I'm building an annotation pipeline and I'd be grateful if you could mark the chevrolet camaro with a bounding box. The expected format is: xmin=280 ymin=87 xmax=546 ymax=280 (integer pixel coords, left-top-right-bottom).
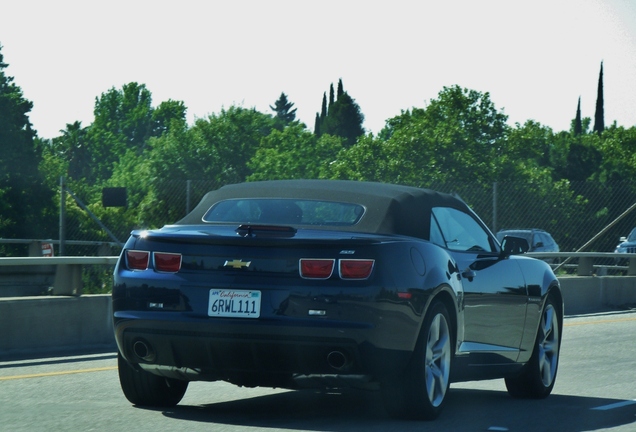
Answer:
xmin=112 ymin=180 xmax=563 ymax=420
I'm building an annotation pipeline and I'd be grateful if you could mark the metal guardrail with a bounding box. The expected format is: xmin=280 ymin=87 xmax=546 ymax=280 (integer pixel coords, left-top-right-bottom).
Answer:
xmin=0 ymin=252 xmax=634 ymax=297
xmin=527 ymin=252 xmax=636 ymax=276
xmin=0 ymin=257 xmax=119 ymax=266
xmin=0 ymin=256 xmax=119 ymax=296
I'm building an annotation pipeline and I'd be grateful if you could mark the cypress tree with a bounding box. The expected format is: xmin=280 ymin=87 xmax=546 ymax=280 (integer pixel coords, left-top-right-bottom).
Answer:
xmin=329 ymin=84 xmax=335 ymax=109
xmin=315 ymin=80 xmax=365 ymax=145
xmin=593 ymin=62 xmax=604 ymax=134
xmin=325 ymin=92 xmax=365 ymax=147
xmin=316 ymin=92 xmax=328 ymax=136
xmin=574 ymin=97 xmax=582 ymax=136
xmin=320 ymin=92 xmax=328 ymax=119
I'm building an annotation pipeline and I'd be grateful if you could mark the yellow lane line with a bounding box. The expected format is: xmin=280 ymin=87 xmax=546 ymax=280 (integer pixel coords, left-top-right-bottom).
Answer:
xmin=0 ymin=366 xmax=117 ymax=381
xmin=565 ymin=316 xmax=636 ymax=327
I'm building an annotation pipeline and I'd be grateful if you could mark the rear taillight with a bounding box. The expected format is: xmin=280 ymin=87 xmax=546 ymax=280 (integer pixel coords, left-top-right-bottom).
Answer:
xmin=339 ymin=259 xmax=375 ymax=279
xmin=154 ymin=252 xmax=182 ymax=273
xmin=299 ymin=258 xmax=375 ymax=279
xmin=125 ymin=250 xmax=181 ymax=273
xmin=300 ymin=259 xmax=335 ymax=279
xmin=126 ymin=250 xmax=150 ymax=271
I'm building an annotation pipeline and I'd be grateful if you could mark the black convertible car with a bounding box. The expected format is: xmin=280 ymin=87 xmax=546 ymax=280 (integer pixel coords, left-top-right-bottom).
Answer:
xmin=112 ymin=180 xmax=563 ymax=420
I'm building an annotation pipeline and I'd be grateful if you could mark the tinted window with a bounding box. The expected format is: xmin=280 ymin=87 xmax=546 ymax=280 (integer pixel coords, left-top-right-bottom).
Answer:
xmin=203 ymin=199 xmax=365 ymax=226
xmin=432 ymin=207 xmax=494 ymax=252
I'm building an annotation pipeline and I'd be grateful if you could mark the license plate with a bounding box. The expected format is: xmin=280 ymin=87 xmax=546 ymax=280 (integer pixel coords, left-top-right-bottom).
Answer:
xmin=208 ymin=289 xmax=261 ymax=318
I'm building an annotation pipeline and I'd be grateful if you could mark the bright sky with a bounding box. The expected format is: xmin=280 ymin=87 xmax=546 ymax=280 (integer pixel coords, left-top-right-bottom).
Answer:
xmin=1 ymin=0 xmax=635 ymax=139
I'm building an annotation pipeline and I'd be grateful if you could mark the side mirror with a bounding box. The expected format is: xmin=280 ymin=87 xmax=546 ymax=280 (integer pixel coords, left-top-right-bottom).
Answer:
xmin=501 ymin=236 xmax=529 ymax=256
xmin=620 ymin=236 xmax=627 ymax=242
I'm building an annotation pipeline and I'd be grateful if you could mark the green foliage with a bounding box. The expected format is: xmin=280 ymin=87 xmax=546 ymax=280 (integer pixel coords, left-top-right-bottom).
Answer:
xmin=594 ymin=62 xmax=605 ymax=134
xmin=78 ymin=83 xmax=187 ymax=184
xmin=596 ymin=125 xmax=636 ymax=182
xmin=82 ymin=266 xmax=114 ymax=294
xmin=573 ymin=97 xmax=583 ymax=136
xmin=335 ymin=86 xmax=509 ymax=187
xmin=188 ymin=106 xmax=275 ymax=183
xmin=316 ymin=81 xmax=365 ymax=147
xmin=269 ymin=92 xmax=297 ymax=128
xmin=0 ymin=45 xmax=55 ymax=243
xmin=152 ymin=99 xmax=187 ymax=136
xmin=86 ymin=83 xmax=154 ymax=182
xmin=248 ymin=124 xmax=344 ymax=181
xmin=327 ymin=133 xmax=404 ymax=183
xmin=320 ymin=92 xmax=365 ymax=147
xmin=104 ymin=107 xmax=275 ymax=229
xmin=3 ymin=48 xmax=636 ymax=262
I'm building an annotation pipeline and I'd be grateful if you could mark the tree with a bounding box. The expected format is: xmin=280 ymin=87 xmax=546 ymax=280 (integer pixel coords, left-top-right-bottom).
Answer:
xmin=313 ymin=112 xmax=321 ymax=135
xmin=109 ymin=106 xmax=275 ymax=227
xmin=329 ymin=83 xmax=335 ymax=109
xmin=331 ymin=86 xmax=509 ymax=186
xmin=151 ymin=99 xmax=187 ymax=137
xmin=316 ymin=80 xmax=365 ymax=147
xmin=78 ymin=83 xmax=187 ymax=184
xmin=85 ymin=83 xmax=154 ymax=182
xmin=596 ymin=125 xmax=636 ymax=182
xmin=0 ymin=45 xmax=54 ymax=242
xmin=321 ymin=92 xmax=365 ymax=147
xmin=247 ymin=123 xmax=344 ymax=181
xmin=593 ymin=62 xmax=604 ymax=134
xmin=147 ymin=106 xmax=275 ymax=186
xmin=269 ymin=92 xmax=297 ymax=127
xmin=55 ymin=121 xmax=91 ymax=180
xmin=574 ymin=97 xmax=582 ymax=136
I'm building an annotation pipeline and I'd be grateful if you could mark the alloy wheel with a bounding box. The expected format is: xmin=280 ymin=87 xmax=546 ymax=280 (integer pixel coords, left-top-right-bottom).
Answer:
xmin=425 ymin=312 xmax=452 ymax=407
xmin=538 ymin=303 xmax=559 ymax=387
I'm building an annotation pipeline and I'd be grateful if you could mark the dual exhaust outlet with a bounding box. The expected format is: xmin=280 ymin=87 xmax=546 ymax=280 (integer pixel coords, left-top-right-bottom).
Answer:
xmin=132 ymin=339 xmax=351 ymax=371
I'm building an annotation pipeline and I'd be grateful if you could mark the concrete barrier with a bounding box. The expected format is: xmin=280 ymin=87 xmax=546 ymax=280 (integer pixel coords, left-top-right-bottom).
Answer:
xmin=1 ymin=276 xmax=635 ymax=360
xmin=559 ymin=276 xmax=636 ymax=314
xmin=0 ymin=294 xmax=115 ymax=360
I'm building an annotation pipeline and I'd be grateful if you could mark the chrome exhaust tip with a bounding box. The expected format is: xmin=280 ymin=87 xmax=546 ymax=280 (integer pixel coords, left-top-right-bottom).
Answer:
xmin=132 ymin=339 xmax=156 ymax=363
xmin=327 ymin=350 xmax=350 ymax=371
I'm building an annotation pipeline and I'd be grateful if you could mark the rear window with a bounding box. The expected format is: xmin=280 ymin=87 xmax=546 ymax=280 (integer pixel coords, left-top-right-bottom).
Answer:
xmin=202 ymin=198 xmax=365 ymax=226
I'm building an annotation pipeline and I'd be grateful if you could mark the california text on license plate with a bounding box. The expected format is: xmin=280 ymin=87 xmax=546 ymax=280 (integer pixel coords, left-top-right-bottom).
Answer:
xmin=208 ymin=289 xmax=261 ymax=318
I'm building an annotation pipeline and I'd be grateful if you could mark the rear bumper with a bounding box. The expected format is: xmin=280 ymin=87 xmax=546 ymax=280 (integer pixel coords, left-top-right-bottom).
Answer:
xmin=113 ymin=311 xmax=414 ymax=385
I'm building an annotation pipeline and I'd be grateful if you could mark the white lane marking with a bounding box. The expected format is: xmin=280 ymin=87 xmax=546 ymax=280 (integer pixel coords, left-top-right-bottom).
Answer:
xmin=592 ymin=399 xmax=636 ymax=410
xmin=488 ymin=427 xmax=509 ymax=431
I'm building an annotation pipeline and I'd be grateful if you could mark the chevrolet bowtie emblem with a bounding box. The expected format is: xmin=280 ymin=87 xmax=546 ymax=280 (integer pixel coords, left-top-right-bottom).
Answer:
xmin=224 ymin=259 xmax=251 ymax=269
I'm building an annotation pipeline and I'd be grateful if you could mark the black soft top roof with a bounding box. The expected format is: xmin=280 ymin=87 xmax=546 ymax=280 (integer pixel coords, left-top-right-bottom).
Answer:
xmin=176 ymin=180 xmax=468 ymax=239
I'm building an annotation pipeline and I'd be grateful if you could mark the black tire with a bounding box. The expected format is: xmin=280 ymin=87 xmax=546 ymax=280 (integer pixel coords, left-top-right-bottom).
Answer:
xmin=381 ymin=301 xmax=453 ymax=420
xmin=505 ymin=294 xmax=562 ymax=398
xmin=117 ymin=352 xmax=188 ymax=407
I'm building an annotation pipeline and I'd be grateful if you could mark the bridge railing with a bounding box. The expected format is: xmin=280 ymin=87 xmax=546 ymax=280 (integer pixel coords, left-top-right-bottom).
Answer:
xmin=527 ymin=252 xmax=636 ymax=276
xmin=0 ymin=256 xmax=119 ymax=296
xmin=0 ymin=252 xmax=635 ymax=297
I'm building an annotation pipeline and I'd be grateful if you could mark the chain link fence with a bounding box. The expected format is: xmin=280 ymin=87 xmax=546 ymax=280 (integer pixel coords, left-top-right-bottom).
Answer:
xmin=45 ymin=180 xmax=636 ymax=257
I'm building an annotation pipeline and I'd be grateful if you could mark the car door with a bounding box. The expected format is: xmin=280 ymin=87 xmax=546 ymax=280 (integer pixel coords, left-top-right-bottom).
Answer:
xmin=431 ymin=207 xmax=528 ymax=361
